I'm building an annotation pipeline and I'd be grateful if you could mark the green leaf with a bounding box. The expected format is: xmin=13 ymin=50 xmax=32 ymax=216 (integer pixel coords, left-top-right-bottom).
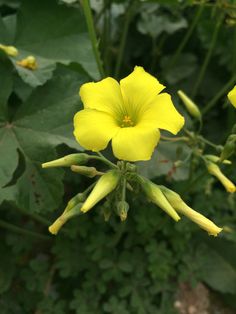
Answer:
xmin=197 ymin=241 xmax=236 ymax=294
xmin=14 ymin=0 xmax=99 ymax=80
xmin=0 ymin=65 xmax=87 ymax=212
xmin=137 ymin=141 xmax=191 ymax=181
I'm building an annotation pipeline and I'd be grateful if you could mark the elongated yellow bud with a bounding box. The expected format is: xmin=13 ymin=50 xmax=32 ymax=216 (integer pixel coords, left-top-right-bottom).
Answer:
xmin=71 ymin=165 xmax=103 ymax=178
xmin=204 ymin=154 xmax=231 ymax=164
xmin=42 ymin=153 xmax=89 ymax=168
xmin=178 ymin=90 xmax=202 ymax=120
xmin=0 ymin=44 xmax=18 ymax=56
xmin=138 ymin=176 xmax=180 ymax=221
xmin=159 ymin=186 xmax=222 ymax=236
xmin=206 ymin=161 xmax=236 ymax=193
xmin=49 ymin=203 xmax=82 ymax=235
xmin=228 ymin=85 xmax=236 ymax=108
xmin=81 ymin=170 xmax=120 ymax=213
xmin=16 ymin=55 xmax=38 ymax=70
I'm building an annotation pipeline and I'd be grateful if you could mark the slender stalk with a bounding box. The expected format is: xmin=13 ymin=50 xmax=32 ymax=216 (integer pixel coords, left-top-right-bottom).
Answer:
xmin=161 ymin=135 xmax=189 ymax=142
xmin=192 ymin=15 xmax=222 ymax=98
xmin=165 ymin=3 xmax=204 ymax=73
xmin=202 ymin=74 xmax=236 ymax=114
xmin=82 ymin=0 xmax=105 ymax=78
xmin=114 ymin=1 xmax=135 ymax=79
xmin=88 ymin=152 xmax=118 ymax=169
xmin=0 ymin=219 xmax=50 ymax=241
xmin=16 ymin=207 xmax=50 ymax=226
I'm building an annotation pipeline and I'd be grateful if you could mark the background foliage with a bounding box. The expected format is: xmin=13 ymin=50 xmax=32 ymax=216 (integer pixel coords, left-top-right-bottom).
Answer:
xmin=0 ymin=0 xmax=236 ymax=313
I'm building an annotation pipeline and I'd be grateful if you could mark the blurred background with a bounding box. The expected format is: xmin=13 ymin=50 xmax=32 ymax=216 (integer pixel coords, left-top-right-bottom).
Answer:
xmin=0 ymin=0 xmax=236 ymax=313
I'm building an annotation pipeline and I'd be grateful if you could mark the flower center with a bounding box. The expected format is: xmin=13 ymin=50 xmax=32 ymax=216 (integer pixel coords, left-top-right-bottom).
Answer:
xmin=121 ymin=115 xmax=134 ymax=128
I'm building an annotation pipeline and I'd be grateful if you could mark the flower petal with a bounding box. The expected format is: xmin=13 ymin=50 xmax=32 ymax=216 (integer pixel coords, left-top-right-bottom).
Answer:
xmin=79 ymin=77 xmax=124 ymax=116
xmin=112 ymin=125 xmax=160 ymax=161
xmin=141 ymin=93 xmax=185 ymax=134
xmin=74 ymin=109 xmax=119 ymax=151
xmin=228 ymin=85 xmax=236 ymax=108
xmin=120 ymin=66 xmax=165 ymax=113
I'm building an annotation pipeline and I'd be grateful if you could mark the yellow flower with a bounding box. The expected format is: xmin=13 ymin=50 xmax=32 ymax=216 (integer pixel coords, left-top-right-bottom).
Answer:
xmin=74 ymin=66 xmax=184 ymax=161
xmin=228 ymin=85 xmax=236 ymax=108
xmin=206 ymin=161 xmax=235 ymax=193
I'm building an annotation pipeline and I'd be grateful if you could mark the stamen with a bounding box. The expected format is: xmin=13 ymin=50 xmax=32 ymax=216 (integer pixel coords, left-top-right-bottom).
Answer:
xmin=121 ymin=115 xmax=134 ymax=127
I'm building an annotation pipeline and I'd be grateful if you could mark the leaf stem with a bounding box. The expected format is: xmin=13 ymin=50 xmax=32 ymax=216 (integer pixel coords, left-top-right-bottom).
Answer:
xmin=82 ymin=0 xmax=105 ymax=78
xmin=202 ymin=74 xmax=236 ymax=114
xmin=165 ymin=3 xmax=204 ymax=73
xmin=191 ymin=14 xmax=222 ymax=98
xmin=0 ymin=219 xmax=50 ymax=241
xmin=114 ymin=1 xmax=135 ymax=78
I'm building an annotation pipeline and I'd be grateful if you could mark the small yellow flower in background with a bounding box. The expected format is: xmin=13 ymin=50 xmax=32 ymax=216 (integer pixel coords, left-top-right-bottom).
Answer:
xmin=16 ymin=55 xmax=38 ymax=70
xmin=74 ymin=66 xmax=184 ymax=162
xmin=228 ymin=85 xmax=236 ymax=108
xmin=206 ymin=161 xmax=236 ymax=193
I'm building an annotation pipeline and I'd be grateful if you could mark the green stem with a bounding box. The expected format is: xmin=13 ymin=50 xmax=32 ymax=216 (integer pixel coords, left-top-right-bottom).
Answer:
xmin=165 ymin=3 xmax=204 ymax=73
xmin=114 ymin=1 xmax=135 ymax=78
xmin=82 ymin=0 xmax=105 ymax=78
xmin=88 ymin=152 xmax=118 ymax=169
xmin=192 ymin=15 xmax=222 ymax=98
xmin=16 ymin=207 xmax=50 ymax=226
xmin=202 ymin=74 xmax=236 ymax=114
xmin=198 ymin=136 xmax=219 ymax=149
xmin=161 ymin=135 xmax=189 ymax=142
xmin=0 ymin=219 xmax=50 ymax=241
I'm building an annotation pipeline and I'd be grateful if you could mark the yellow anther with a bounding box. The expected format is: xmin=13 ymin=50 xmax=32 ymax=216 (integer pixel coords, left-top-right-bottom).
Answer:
xmin=122 ymin=115 xmax=133 ymax=127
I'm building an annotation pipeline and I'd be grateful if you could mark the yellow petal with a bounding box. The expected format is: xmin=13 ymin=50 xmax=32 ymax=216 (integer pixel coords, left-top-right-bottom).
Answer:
xmin=120 ymin=66 xmax=165 ymax=113
xmin=228 ymin=85 xmax=236 ymax=108
xmin=112 ymin=124 xmax=160 ymax=161
xmin=79 ymin=77 xmax=124 ymax=116
xmin=141 ymin=93 xmax=185 ymax=134
xmin=74 ymin=109 xmax=119 ymax=151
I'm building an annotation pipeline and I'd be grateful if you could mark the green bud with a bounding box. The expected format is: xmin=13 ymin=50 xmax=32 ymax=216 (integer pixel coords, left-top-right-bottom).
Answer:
xmin=117 ymin=201 xmax=129 ymax=221
xmin=178 ymin=90 xmax=202 ymax=120
xmin=126 ymin=163 xmax=137 ymax=172
xmin=137 ymin=175 xmax=180 ymax=221
xmin=71 ymin=165 xmax=103 ymax=178
xmin=42 ymin=153 xmax=89 ymax=168
xmin=204 ymin=154 xmax=231 ymax=165
xmin=49 ymin=203 xmax=82 ymax=235
xmin=81 ymin=170 xmax=121 ymax=213
xmin=220 ymin=134 xmax=236 ymax=162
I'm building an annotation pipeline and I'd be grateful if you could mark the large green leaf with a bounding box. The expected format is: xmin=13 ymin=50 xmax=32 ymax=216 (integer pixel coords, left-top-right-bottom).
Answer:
xmin=14 ymin=0 xmax=99 ymax=79
xmin=0 ymin=65 xmax=87 ymax=213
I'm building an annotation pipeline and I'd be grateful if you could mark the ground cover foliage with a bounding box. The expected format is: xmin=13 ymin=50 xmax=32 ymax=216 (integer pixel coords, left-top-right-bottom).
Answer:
xmin=0 ymin=0 xmax=236 ymax=313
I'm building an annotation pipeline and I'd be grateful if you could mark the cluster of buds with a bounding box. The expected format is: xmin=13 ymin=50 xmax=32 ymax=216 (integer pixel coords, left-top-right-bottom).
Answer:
xmin=42 ymin=153 xmax=223 ymax=237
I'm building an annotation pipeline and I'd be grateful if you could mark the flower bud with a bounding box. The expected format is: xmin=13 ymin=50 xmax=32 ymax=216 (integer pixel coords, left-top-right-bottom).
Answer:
xmin=49 ymin=203 xmax=82 ymax=235
xmin=0 ymin=44 xmax=18 ymax=56
xmin=117 ymin=201 xmax=129 ymax=221
xmin=206 ymin=161 xmax=235 ymax=193
xmin=204 ymin=154 xmax=231 ymax=164
xmin=16 ymin=55 xmax=38 ymax=70
xmin=71 ymin=165 xmax=103 ymax=178
xmin=42 ymin=153 xmax=89 ymax=168
xmin=178 ymin=90 xmax=202 ymax=120
xmin=81 ymin=170 xmax=120 ymax=213
xmin=137 ymin=175 xmax=180 ymax=221
xmin=228 ymin=85 xmax=236 ymax=108
xmin=159 ymin=186 xmax=222 ymax=236
xmin=220 ymin=134 xmax=236 ymax=162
